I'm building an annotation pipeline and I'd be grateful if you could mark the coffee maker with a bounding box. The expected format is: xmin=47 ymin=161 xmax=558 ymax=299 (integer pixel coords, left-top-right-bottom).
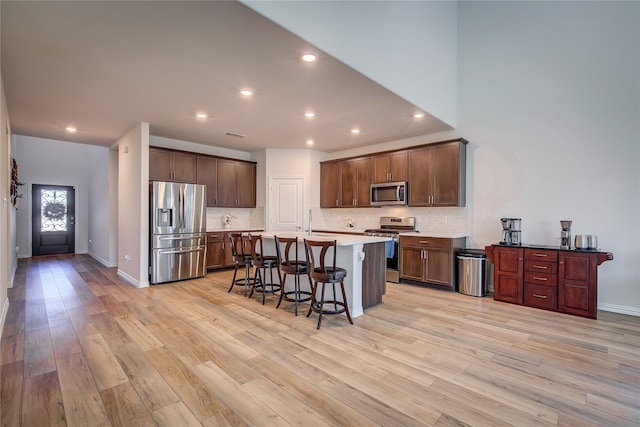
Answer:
xmin=500 ymin=217 xmax=522 ymax=245
xmin=560 ymin=220 xmax=572 ymax=249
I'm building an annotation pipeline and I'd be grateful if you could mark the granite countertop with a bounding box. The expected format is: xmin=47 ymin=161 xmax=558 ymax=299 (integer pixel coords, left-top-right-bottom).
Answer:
xmin=490 ymin=242 xmax=611 ymax=254
xmin=260 ymin=231 xmax=391 ymax=246
xmin=206 ymin=227 xmax=264 ymax=233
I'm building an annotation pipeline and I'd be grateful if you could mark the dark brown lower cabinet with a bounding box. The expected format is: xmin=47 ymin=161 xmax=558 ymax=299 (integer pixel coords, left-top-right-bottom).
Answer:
xmin=486 ymin=245 xmax=613 ymax=319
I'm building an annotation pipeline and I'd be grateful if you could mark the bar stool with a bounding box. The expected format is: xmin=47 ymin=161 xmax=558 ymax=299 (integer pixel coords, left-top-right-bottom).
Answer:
xmin=247 ymin=233 xmax=281 ymax=305
xmin=227 ymin=232 xmax=254 ymax=296
xmin=304 ymin=239 xmax=353 ymax=329
xmin=274 ymin=236 xmax=312 ymax=316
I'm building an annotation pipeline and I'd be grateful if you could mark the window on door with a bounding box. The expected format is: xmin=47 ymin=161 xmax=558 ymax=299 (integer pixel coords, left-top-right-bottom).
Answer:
xmin=32 ymin=184 xmax=76 ymax=256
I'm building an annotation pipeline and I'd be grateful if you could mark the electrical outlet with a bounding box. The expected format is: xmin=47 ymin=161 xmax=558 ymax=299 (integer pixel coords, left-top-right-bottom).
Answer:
xmin=124 ymin=255 xmax=131 ymax=262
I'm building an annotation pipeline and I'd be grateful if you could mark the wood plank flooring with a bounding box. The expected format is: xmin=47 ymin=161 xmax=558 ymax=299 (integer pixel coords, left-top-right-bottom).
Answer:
xmin=1 ymin=254 xmax=639 ymax=426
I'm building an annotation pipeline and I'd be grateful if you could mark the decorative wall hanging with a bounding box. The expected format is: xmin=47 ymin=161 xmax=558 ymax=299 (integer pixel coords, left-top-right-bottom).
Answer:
xmin=10 ymin=158 xmax=23 ymax=207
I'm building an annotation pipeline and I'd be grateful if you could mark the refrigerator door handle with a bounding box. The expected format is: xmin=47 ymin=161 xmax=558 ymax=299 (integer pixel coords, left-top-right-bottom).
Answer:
xmin=158 ymin=247 xmax=204 ymax=255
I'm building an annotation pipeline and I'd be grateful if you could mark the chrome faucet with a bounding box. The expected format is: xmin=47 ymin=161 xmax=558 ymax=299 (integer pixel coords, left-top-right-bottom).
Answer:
xmin=308 ymin=209 xmax=312 ymax=236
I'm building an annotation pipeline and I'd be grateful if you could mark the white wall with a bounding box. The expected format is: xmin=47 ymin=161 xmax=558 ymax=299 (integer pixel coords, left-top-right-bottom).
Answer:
xmin=12 ymin=135 xmax=90 ymax=258
xmin=1 ymin=73 xmax=15 ymax=332
xmin=116 ymin=123 xmax=149 ymax=287
xmin=87 ymin=145 xmax=118 ymax=267
xmin=455 ymin=1 xmax=639 ymax=314
xmin=243 ymin=0 xmax=458 ymax=127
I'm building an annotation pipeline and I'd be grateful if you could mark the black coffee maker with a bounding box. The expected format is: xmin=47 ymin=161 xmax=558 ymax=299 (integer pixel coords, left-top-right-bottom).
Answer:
xmin=500 ymin=217 xmax=522 ymax=245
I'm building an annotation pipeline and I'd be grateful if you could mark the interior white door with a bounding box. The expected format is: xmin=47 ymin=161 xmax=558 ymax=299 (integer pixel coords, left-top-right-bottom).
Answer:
xmin=269 ymin=178 xmax=303 ymax=231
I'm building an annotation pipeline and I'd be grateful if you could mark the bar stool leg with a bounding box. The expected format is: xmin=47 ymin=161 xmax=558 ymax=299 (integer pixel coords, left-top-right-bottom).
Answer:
xmin=316 ymin=282 xmax=327 ymax=330
xmin=276 ymin=273 xmax=287 ymax=308
xmin=340 ymin=281 xmax=354 ymax=325
xmin=306 ymin=279 xmax=317 ymax=319
xmin=228 ymin=263 xmax=240 ymax=293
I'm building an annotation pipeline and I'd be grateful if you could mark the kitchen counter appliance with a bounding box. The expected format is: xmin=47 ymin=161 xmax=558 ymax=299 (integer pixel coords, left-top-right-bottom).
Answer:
xmin=364 ymin=216 xmax=416 ymax=283
xmin=370 ymin=181 xmax=408 ymax=206
xmin=500 ymin=217 xmax=521 ymax=245
xmin=150 ymin=181 xmax=206 ymax=284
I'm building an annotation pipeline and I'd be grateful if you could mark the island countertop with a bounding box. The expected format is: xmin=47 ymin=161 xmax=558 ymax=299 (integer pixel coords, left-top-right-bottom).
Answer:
xmin=259 ymin=231 xmax=391 ymax=245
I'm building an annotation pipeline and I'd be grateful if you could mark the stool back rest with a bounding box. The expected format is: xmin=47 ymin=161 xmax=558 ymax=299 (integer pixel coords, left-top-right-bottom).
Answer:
xmin=228 ymin=232 xmax=249 ymax=262
xmin=247 ymin=233 xmax=265 ymax=266
xmin=274 ymin=236 xmax=309 ymax=269
xmin=304 ymin=239 xmax=338 ymax=279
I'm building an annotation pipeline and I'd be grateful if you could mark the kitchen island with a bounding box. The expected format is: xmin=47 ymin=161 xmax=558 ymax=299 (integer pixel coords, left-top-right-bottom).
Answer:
xmin=260 ymin=232 xmax=391 ymax=318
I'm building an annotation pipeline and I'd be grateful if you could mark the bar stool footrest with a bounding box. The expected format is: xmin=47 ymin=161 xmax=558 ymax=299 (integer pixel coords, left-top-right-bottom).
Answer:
xmin=282 ymin=290 xmax=312 ymax=303
xmin=310 ymin=300 xmax=347 ymax=315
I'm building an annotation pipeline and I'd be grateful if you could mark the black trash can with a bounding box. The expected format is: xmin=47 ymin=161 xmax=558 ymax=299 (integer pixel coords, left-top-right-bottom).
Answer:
xmin=457 ymin=249 xmax=488 ymax=297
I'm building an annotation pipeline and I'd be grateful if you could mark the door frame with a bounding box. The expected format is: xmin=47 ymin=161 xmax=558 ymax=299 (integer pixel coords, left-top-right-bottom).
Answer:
xmin=268 ymin=176 xmax=305 ymax=232
xmin=30 ymin=182 xmax=77 ymax=256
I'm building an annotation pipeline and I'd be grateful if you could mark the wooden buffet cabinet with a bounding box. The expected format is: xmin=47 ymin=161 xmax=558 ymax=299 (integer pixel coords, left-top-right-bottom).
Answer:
xmin=320 ymin=138 xmax=467 ymax=208
xmin=150 ymin=147 xmax=256 ymax=208
xmin=486 ymin=244 xmax=613 ymax=319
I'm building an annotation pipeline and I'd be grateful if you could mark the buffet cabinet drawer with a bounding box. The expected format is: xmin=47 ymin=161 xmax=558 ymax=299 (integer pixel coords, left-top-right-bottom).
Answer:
xmin=524 ymin=284 xmax=558 ymax=311
xmin=400 ymin=236 xmax=452 ymax=249
xmin=524 ymin=271 xmax=557 ymax=286
xmin=524 ymin=248 xmax=558 ymax=262
xmin=524 ymin=260 xmax=558 ymax=274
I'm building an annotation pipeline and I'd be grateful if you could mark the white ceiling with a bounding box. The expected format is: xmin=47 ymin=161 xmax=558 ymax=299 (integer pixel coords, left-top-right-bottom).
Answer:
xmin=1 ymin=1 xmax=451 ymax=153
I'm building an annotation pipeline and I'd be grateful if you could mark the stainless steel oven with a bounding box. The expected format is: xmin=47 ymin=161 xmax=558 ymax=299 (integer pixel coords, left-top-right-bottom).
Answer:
xmin=364 ymin=217 xmax=415 ymax=283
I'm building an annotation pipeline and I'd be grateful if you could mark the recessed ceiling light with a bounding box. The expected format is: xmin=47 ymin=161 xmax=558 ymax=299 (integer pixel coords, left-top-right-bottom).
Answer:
xmin=306 ymin=139 xmax=314 ymax=145
xmin=351 ymin=128 xmax=360 ymax=134
xmin=196 ymin=112 xmax=208 ymax=119
xmin=65 ymin=126 xmax=77 ymax=133
xmin=240 ymin=89 xmax=253 ymax=96
xmin=413 ymin=112 xmax=425 ymax=118
xmin=304 ymin=111 xmax=315 ymax=118
xmin=302 ymin=52 xmax=317 ymax=62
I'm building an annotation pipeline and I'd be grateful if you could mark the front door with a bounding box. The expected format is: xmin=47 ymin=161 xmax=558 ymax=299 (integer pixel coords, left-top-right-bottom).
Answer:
xmin=32 ymin=184 xmax=76 ymax=256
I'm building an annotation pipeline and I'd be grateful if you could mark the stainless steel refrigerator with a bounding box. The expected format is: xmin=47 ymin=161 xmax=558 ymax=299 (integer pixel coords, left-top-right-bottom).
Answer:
xmin=150 ymin=181 xmax=207 ymax=284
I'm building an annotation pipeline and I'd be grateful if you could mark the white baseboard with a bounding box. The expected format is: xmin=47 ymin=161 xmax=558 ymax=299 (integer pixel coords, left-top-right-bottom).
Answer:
xmin=0 ymin=297 xmax=9 ymax=340
xmin=117 ymin=269 xmax=149 ymax=288
xmin=10 ymin=259 xmax=17 ymax=288
xmin=598 ymin=302 xmax=640 ymax=317
xmin=88 ymin=251 xmax=117 ymax=268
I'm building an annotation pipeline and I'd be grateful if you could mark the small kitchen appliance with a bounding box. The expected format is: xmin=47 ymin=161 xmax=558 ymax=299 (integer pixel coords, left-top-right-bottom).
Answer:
xmin=500 ymin=217 xmax=521 ymax=245
xmin=560 ymin=220 xmax=572 ymax=249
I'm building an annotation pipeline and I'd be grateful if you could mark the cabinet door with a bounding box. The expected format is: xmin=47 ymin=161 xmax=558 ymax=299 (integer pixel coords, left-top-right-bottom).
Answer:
xmin=236 ymin=162 xmax=256 ymax=208
xmin=340 ymin=160 xmax=357 ymax=207
xmin=172 ymin=152 xmax=196 ymax=183
xmin=206 ymin=241 xmax=225 ymax=269
xmin=320 ymin=162 xmax=340 ymax=208
xmin=217 ymin=159 xmax=238 ymax=207
xmin=424 ymin=248 xmax=452 ymax=286
xmin=373 ymin=151 xmax=407 ymax=183
xmin=558 ymin=252 xmax=595 ymax=318
xmin=431 ymin=143 xmax=462 ymax=206
xmin=494 ymin=247 xmax=523 ymax=304
xmin=355 ymin=157 xmax=372 ymax=207
xmin=197 ymin=156 xmax=218 ymax=207
xmin=399 ymin=246 xmax=425 ymax=281
xmin=149 ymin=148 xmax=173 ymax=181
xmin=408 ymin=147 xmax=433 ymax=206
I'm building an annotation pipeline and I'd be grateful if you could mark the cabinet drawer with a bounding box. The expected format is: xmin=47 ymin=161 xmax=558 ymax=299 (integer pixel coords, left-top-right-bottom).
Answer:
xmin=207 ymin=232 xmax=226 ymax=241
xmin=524 ymin=248 xmax=557 ymax=262
xmin=524 ymin=284 xmax=557 ymax=310
xmin=400 ymin=235 xmax=451 ymax=249
xmin=524 ymin=260 xmax=558 ymax=274
xmin=524 ymin=271 xmax=557 ymax=286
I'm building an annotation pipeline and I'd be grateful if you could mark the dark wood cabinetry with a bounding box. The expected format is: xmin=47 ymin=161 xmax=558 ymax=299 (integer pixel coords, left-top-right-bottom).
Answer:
xmin=486 ymin=245 xmax=613 ymax=319
xmin=149 ymin=148 xmax=196 ymax=183
xmin=206 ymin=232 xmax=228 ymax=269
xmin=399 ymin=236 xmax=465 ymax=289
xmin=408 ymin=140 xmax=467 ymax=207
xmin=196 ymin=156 xmax=218 ymax=207
xmin=320 ymin=138 xmax=467 ymax=208
xmin=373 ymin=151 xmax=407 ymax=183
xmin=340 ymin=157 xmax=372 ymax=207
xmin=216 ymin=159 xmax=256 ymax=208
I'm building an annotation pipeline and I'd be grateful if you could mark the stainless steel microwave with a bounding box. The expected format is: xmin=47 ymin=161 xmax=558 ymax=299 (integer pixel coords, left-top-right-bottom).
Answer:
xmin=370 ymin=181 xmax=408 ymax=206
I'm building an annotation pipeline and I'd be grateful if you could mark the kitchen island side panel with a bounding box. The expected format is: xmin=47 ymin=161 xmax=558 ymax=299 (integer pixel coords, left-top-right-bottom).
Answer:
xmin=362 ymin=242 xmax=386 ymax=309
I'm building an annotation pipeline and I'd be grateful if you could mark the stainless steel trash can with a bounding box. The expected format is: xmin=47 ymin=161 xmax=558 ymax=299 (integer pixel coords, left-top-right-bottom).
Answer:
xmin=457 ymin=249 xmax=487 ymax=297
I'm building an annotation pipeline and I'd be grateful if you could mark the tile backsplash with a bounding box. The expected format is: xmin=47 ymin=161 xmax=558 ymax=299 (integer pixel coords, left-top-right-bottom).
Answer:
xmin=206 ymin=207 xmax=264 ymax=230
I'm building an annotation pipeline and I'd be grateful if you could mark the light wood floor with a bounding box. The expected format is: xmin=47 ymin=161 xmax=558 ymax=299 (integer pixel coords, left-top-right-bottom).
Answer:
xmin=1 ymin=255 xmax=638 ymax=426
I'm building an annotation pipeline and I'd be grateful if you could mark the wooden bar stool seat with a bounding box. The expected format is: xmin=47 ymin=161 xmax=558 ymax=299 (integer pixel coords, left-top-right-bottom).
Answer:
xmin=304 ymin=238 xmax=353 ymax=329
xmin=227 ymin=232 xmax=254 ymax=296
xmin=274 ymin=236 xmax=312 ymax=316
xmin=248 ymin=233 xmax=281 ymax=305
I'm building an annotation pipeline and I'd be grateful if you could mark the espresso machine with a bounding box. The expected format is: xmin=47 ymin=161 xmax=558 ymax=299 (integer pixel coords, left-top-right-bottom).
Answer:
xmin=560 ymin=220 xmax=572 ymax=249
xmin=500 ymin=217 xmax=522 ymax=245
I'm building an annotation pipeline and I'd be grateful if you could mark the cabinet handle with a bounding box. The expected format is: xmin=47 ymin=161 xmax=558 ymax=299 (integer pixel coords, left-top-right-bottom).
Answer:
xmin=533 ymin=265 xmax=548 ymax=270
xmin=419 ymin=241 xmax=430 ymax=244
xmin=336 ymin=199 xmax=339 ymax=206
xmin=533 ymin=294 xmax=548 ymax=299
xmin=533 ymin=253 xmax=548 ymax=257
xmin=533 ymin=276 xmax=548 ymax=281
